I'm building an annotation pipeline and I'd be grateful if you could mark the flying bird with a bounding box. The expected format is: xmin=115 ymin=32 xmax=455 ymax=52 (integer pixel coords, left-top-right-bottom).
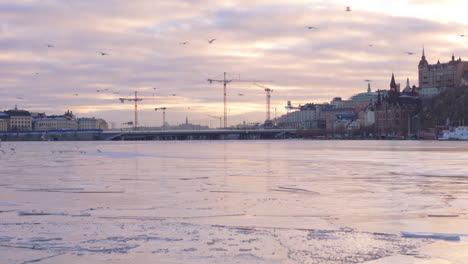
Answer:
xmin=404 ymin=51 xmax=414 ymax=55
xmin=238 ymin=93 xmax=244 ymax=96
xmin=305 ymin=26 xmax=318 ymax=30
xmin=99 ymin=52 xmax=108 ymax=56
xmin=172 ymin=94 xmax=177 ymax=96
xmin=458 ymin=34 xmax=465 ymax=37
xmin=368 ymin=44 xmax=373 ymax=47
xmin=46 ymin=44 xmax=54 ymax=48
xmin=208 ymin=39 xmax=216 ymax=44
xmin=16 ymin=97 xmax=23 ymax=100
xmin=364 ymin=80 xmax=371 ymax=82
xmin=346 ymin=6 xmax=352 ymax=12
xmin=96 ymin=89 xmax=108 ymax=92
xmin=179 ymin=42 xmax=189 ymax=45
xmin=72 ymin=93 xmax=79 ymax=96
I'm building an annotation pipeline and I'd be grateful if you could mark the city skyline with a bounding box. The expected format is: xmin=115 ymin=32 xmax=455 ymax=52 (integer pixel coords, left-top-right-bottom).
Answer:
xmin=1 ymin=0 xmax=467 ymax=127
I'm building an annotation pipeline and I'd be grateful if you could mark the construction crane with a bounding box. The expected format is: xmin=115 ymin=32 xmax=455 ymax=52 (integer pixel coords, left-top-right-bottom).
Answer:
xmin=119 ymin=91 xmax=143 ymax=131
xmin=155 ymin=107 xmax=167 ymax=130
xmin=208 ymin=72 xmax=269 ymax=128
xmin=208 ymin=115 xmax=222 ymax=128
xmin=255 ymin=83 xmax=274 ymax=122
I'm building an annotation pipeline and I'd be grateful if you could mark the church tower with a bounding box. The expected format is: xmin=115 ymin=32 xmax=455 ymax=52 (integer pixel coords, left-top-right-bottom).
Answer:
xmin=418 ymin=47 xmax=429 ymax=89
xmin=390 ymin=73 xmax=397 ymax=92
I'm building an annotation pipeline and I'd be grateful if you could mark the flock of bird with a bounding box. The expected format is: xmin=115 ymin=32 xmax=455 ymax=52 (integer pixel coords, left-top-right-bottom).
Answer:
xmin=14 ymin=5 xmax=468 ymax=109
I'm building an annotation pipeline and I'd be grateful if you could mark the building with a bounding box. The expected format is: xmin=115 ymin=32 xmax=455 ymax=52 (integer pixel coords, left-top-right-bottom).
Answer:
xmin=33 ymin=117 xmax=78 ymax=131
xmin=275 ymin=103 xmax=321 ymax=129
xmin=319 ymin=107 xmax=355 ymax=131
xmin=457 ymin=61 xmax=468 ymax=88
xmin=418 ymin=49 xmax=466 ymax=97
xmin=32 ymin=110 xmax=78 ymax=131
xmin=97 ymin=119 xmax=109 ymax=130
xmin=356 ymin=104 xmax=376 ymax=127
xmin=331 ymin=83 xmax=378 ymax=111
xmin=4 ymin=106 xmax=32 ymax=131
xmin=375 ymin=74 xmax=421 ymax=136
xmin=0 ymin=112 xmax=8 ymax=132
xmin=77 ymin=117 xmax=108 ymax=130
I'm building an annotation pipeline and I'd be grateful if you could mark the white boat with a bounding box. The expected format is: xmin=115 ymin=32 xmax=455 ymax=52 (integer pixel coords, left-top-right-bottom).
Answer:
xmin=439 ymin=126 xmax=468 ymax=140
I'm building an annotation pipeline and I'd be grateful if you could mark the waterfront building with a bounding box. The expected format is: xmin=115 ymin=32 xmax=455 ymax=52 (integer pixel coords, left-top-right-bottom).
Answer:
xmin=275 ymin=103 xmax=321 ymax=129
xmin=78 ymin=117 xmax=108 ymax=130
xmin=418 ymin=49 xmax=466 ymax=97
xmin=356 ymin=104 xmax=376 ymax=127
xmin=375 ymin=74 xmax=421 ymax=136
xmin=319 ymin=107 xmax=355 ymax=131
xmin=0 ymin=112 xmax=8 ymax=132
xmin=4 ymin=106 xmax=32 ymax=131
xmin=97 ymin=119 xmax=109 ymax=130
xmin=33 ymin=117 xmax=78 ymax=131
xmin=32 ymin=110 xmax=78 ymax=131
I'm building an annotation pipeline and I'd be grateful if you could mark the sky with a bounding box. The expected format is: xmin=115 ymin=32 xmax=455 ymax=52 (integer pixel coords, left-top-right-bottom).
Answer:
xmin=1 ymin=0 xmax=467 ymax=128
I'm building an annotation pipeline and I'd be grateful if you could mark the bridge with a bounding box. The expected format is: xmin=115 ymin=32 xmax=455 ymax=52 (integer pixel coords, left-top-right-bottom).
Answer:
xmin=100 ymin=129 xmax=297 ymax=141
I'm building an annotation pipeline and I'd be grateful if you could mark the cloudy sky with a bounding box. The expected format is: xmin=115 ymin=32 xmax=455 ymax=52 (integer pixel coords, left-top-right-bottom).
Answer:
xmin=1 ymin=0 xmax=467 ymax=128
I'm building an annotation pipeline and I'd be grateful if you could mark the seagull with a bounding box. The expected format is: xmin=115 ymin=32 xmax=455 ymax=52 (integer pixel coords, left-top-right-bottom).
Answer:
xmin=172 ymin=94 xmax=176 ymax=96
xmin=238 ymin=93 xmax=244 ymax=96
xmin=208 ymin=39 xmax=216 ymax=44
xmin=458 ymin=34 xmax=465 ymax=37
xmin=305 ymin=26 xmax=318 ymax=30
xmin=364 ymin=79 xmax=372 ymax=82
xmin=404 ymin=51 xmax=414 ymax=55
xmin=179 ymin=42 xmax=189 ymax=45
xmin=346 ymin=6 xmax=352 ymax=12
xmin=16 ymin=97 xmax=23 ymax=100
xmin=99 ymin=52 xmax=108 ymax=56
xmin=46 ymin=44 xmax=54 ymax=48
xmin=368 ymin=44 xmax=373 ymax=47
xmin=72 ymin=93 xmax=79 ymax=96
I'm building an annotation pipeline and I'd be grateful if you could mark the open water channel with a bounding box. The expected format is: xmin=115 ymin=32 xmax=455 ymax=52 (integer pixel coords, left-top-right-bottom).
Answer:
xmin=1 ymin=140 xmax=468 ymax=263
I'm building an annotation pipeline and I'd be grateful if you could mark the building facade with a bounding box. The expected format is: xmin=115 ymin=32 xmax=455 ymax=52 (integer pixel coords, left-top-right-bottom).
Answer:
xmin=375 ymin=74 xmax=421 ymax=136
xmin=33 ymin=117 xmax=78 ymax=131
xmin=4 ymin=107 xmax=32 ymax=131
xmin=0 ymin=112 xmax=8 ymax=132
xmin=418 ymin=49 xmax=465 ymax=97
xmin=78 ymin=118 xmax=108 ymax=130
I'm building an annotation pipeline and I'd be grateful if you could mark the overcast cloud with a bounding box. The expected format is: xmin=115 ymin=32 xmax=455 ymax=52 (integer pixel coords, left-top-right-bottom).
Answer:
xmin=1 ymin=0 xmax=467 ymax=127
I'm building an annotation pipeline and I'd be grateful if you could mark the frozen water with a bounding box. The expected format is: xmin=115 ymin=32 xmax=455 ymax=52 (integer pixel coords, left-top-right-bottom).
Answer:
xmin=1 ymin=140 xmax=468 ymax=263
xmin=401 ymin=232 xmax=461 ymax=241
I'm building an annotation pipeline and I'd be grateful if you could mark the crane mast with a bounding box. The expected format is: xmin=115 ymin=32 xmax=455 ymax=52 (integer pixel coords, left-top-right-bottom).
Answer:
xmin=155 ymin=107 xmax=167 ymax=130
xmin=208 ymin=115 xmax=222 ymax=128
xmin=208 ymin=72 xmax=269 ymax=128
xmin=119 ymin=91 xmax=143 ymax=131
xmin=256 ymin=83 xmax=274 ymax=122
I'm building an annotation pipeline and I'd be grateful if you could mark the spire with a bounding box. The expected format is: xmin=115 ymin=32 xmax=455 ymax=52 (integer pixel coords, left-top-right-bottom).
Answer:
xmin=406 ymin=78 xmax=410 ymax=89
xmin=390 ymin=73 xmax=397 ymax=91
xmin=185 ymin=116 xmax=188 ymax=125
xmin=14 ymin=104 xmax=17 ymax=111
xmin=419 ymin=46 xmax=428 ymax=67
xmin=452 ymin=53 xmax=455 ymax=61
xmin=367 ymin=83 xmax=371 ymax=93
